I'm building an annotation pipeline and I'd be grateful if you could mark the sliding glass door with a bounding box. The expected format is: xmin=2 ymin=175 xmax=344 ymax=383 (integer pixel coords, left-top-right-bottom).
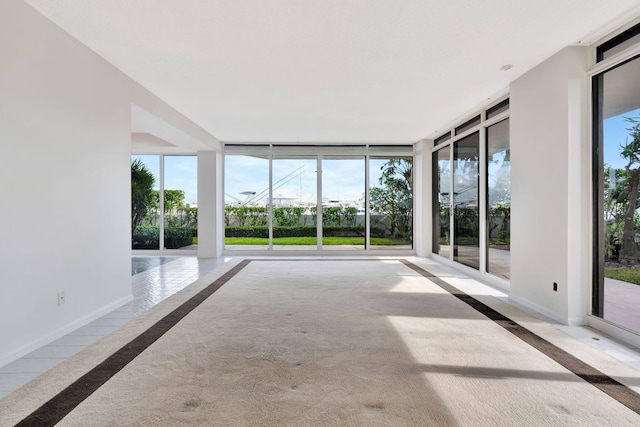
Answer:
xmin=369 ymin=157 xmax=413 ymax=249
xmin=272 ymin=157 xmax=318 ymax=250
xmin=431 ymin=100 xmax=510 ymax=280
xmin=163 ymin=156 xmax=198 ymax=250
xmin=132 ymin=155 xmax=160 ymax=250
xmin=432 ymin=147 xmax=451 ymax=258
xmin=224 ymin=154 xmax=270 ymax=250
xmin=453 ymin=132 xmax=480 ymax=270
xmin=223 ymin=145 xmax=413 ymax=252
xmin=131 ymin=154 xmax=198 ymax=251
xmin=593 ymin=54 xmax=640 ymax=332
xmin=322 ymin=157 xmax=365 ymax=249
xmin=487 ymin=119 xmax=511 ymax=280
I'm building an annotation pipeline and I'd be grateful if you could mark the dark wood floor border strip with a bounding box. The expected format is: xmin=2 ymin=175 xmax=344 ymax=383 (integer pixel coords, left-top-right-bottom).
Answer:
xmin=16 ymin=259 xmax=252 ymax=427
xmin=400 ymin=259 xmax=640 ymax=415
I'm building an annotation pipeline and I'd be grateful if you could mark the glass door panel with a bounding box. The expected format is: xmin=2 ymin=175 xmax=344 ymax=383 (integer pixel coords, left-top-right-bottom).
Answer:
xmin=453 ymin=132 xmax=480 ymax=269
xmin=369 ymin=157 xmax=413 ymax=249
xmin=486 ymin=119 xmax=510 ymax=280
xmin=322 ymin=157 xmax=365 ymax=250
xmin=163 ymin=156 xmax=198 ymax=250
xmin=596 ymin=55 xmax=640 ymax=331
xmin=432 ymin=147 xmax=451 ymax=258
xmin=224 ymin=155 xmax=269 ymax=250
xmin=272 ymin=157 xmax=317 ymax=250
xmin=132 ymin=155 xmax=160 ymax=250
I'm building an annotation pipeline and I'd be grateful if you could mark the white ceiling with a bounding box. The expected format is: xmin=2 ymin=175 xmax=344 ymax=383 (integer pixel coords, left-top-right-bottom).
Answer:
xmin=24 ymin=0 xmax=640 ymax=144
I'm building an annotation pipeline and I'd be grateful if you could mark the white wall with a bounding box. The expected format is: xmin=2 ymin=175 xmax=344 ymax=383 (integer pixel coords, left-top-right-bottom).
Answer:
xmin=510 ymin=46 xmax=590 ymax=325
xmin=0 ymin=0 xmax=132 ymax=366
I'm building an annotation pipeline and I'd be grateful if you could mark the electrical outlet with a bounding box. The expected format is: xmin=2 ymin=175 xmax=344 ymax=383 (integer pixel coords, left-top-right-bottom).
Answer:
xmin=58 ymin=291 xmax=65 ymax=305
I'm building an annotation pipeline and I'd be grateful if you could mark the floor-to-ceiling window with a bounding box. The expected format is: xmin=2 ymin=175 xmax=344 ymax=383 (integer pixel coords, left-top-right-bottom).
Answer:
xmin=163 ymin=156 xmax=198 ymax=250
xmin=369 ymin=156 xmax=413 ymax=249
xmin=224 ymin=152 xmax=270 ymax=251
xmin=132 ymin=155 xmax=160 ymax=250
xmin=593 ymin=26 xmax=640 ymax=332
xmin=432 ymin=99 xmax=510 ymax=281
xmin=453 ymin=132 xmax=480 ymax=269
xmin=272 ymin=156 xmax=318 ymax=250
xmin=432 ymin=142 xmax=451 ymax=258
xmin=486 ymin=119 xmax=511 ymax=280
xmin=131 ymin=154 xmax=198 ymax=251
xmin=224 ymin=145 xmax=413 ymax=252
xmin=323 ymin=157 xmax=365 ymax=250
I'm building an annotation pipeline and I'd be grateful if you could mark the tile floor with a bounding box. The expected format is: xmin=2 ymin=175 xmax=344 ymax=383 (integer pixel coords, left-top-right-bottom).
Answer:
xmin=0 ymin=256 xmax=229 ymax=398
xmin=2 ymin=255 xmax=640 ymax=399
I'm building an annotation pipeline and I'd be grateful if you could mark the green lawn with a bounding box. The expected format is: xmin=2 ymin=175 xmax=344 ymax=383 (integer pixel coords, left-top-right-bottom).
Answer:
xmin=604 ymin=267 xmax=640 ymax=285
xmin=224 ymin=236 xmax=408 ymax=246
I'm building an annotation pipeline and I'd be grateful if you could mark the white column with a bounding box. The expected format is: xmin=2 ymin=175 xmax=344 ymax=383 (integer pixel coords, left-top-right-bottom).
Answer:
xmin=197 ymin=150 xmax=218 ymax=258
xmin=414 ymin=140 xmax=432 ymax=257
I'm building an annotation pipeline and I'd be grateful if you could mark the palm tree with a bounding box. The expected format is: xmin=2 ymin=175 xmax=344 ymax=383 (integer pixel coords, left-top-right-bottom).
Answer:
xmin=131 ymin=159 xmax=155 ymax=235
xmin=619 ymin=116 xmax=640 ymax=260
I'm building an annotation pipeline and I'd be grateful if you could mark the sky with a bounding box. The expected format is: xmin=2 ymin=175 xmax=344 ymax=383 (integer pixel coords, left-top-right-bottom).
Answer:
xmin=604 ymin=108 xmax=640 ymax=170
xmin=132 ymin=154 xmax=398 ymax=208
xmin=224 ymin=156 xmax=393 ymax=207
xmin=132 ymin=155 xmax=198 ymax=205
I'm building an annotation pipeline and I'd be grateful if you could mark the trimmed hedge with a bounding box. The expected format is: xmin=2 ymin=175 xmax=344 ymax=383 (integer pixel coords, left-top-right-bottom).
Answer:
xmin=133 ymin=225 xmax=159 ymax=249
xmin=225 ymin=226 xmax=367 ymax=238
xmin=132 ymin=225 xmax=194 ymax=249
xmin=225 ymin=226 xmax=269 ymax=238
xmin=274 ymin=226 xmax=318 ymax=238
xmin=165 ymin=227 xmax=194 ymax=249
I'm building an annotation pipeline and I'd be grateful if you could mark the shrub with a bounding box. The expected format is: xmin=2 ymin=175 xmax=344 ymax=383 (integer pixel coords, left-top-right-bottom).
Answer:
xmin=224 ymin=226 xmax=367 ymax=238
xmin=133 ymin=225 xmax=194 ymax=249
xmin=322 ymin=226 xmax=364 ymax=237
xmin=273 ymin=226 xmax=317 ymax=238
xmin=225 ymin=226 xmax=269 ymax=238
xmin=133 ymin=225 xmax=159 ymax=249
xmin=273 ymin=207 xmax=305 ymax=226
xmin=164 ymin=227 xmax=194 ymax=249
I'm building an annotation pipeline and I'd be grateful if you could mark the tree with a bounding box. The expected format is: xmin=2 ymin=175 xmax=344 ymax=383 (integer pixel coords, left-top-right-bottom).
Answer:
xmin=604 ymin=166 xmax=628 ymax=259
xmin=619 ymin=116 xmax=640 ymax=260
xmin=370 ymin=159 xmax=413 ymax=238
xmin=163 ymin=189 xmax=186 ymax=226
xmin=131 ymin=159 xmax=156 ymax=235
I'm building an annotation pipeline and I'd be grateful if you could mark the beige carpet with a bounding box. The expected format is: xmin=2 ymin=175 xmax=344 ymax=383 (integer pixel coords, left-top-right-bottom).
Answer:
xmin=2 ymin=259 xmax=640 ymax=426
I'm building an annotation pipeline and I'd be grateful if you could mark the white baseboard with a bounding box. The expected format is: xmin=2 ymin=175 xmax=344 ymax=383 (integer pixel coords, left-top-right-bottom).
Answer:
xmin=0 ymin=294 xmax=133 ymax=369
xmin=508 ymin=294 xmax=570 ymax=325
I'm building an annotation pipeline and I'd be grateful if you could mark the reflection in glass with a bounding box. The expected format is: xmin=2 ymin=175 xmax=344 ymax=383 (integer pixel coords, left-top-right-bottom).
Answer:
xmin=163 ymin=156 xmax=198 ymax=250
xmin=597 ymin=54 xmax=640 ymax=332
xmin=486 ymin=119 xmax=510 ymax=280
xmin=272 ymin=157 xmax=317 ymax=250
xmin=369 ymin=157 xmax=413 ymax=249
xmin=455 ymin=115 xmax=481 ymax=135
xmin=486 ymin=99 xmax=509 ymax=120
xmin=432 ymin=147 xmax=451 ymax=258
xmin=453 ymin=132 xmax=480 ymax=269
xmin=131 ymin=155 xmax=160 ymax=250
xmin=322 ymin=157 xmax=365 ymax=250
xmin=224 ymin=155 xmax=269 ymax=250
xmin=598 ymin=24 xmax=640 ymax=62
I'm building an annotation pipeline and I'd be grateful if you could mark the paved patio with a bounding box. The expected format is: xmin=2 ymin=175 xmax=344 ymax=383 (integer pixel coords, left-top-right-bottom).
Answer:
xmin=605 ymin=278 xmax=640 ymax=332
